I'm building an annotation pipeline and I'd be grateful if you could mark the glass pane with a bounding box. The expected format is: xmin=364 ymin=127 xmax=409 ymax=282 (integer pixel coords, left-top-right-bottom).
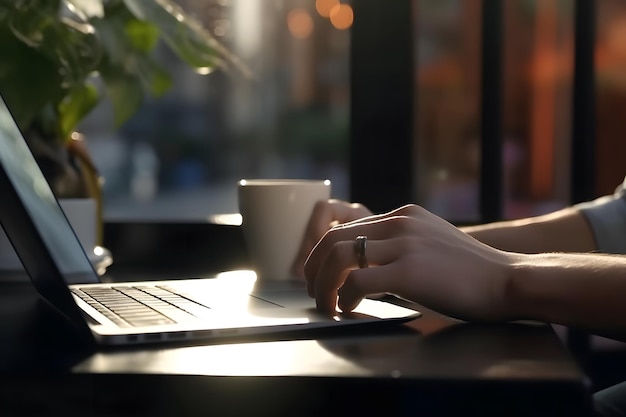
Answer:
xmin=501 ymin=0 xmax=574 ymax=219
xmin=81 ymin=0 xmax=351 ymax=221
xmin=596 ymin=0 xmax=626 ymax=196
xmin=414 ymin=0 xmax=575 ymax=222
xmin=414 ymin=0 xmax=483 ymax=222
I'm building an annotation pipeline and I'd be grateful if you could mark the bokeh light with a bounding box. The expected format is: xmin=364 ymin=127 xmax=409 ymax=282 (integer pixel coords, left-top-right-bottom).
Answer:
xmin=329 ymin=4 xmax=353 ymax=30
xmin=287 ymin=8 xmax=314 ymax=39
xmin=316 ymin=0 xmax=339 ymax=18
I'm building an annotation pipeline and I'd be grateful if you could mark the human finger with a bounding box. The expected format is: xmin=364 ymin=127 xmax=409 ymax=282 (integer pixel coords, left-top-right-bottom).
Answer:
xmin=313 ymin=236 xmax=407 ymax=312
xmin=337 ymin=262 xmax=402 ymax=312
xmin=292 ymin=199 xmax=371 ymax=277
xmin=344 ymin=204 xmax=444 ymax=228
xmin=304 ymin=215 xmax=413 ymax=285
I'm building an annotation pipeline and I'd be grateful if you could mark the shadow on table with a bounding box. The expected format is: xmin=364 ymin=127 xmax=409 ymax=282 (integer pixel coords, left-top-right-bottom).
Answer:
xmin=315 ymin=320 xmax=594 ymax=417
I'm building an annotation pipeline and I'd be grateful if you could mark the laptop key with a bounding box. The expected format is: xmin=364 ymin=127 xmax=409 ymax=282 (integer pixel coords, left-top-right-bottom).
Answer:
xmin=74 ymin=286 xmax=211 ymax=326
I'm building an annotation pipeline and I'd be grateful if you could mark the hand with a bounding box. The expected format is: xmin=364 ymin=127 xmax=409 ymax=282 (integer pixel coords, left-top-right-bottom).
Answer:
xmin=303 ymin=204 xmax=517 ymax=322
xmin=291 ymin=199 xmax=372 ymax=278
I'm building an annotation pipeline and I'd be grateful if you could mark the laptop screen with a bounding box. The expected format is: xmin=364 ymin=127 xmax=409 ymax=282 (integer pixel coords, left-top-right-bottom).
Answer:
xmin=0 ymin=97 xmax=94 ymax=278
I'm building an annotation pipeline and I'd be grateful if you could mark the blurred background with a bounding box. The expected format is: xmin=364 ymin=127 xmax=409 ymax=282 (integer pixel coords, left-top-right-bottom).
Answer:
xmin=78 ymin=0 xmax=626 ymax=223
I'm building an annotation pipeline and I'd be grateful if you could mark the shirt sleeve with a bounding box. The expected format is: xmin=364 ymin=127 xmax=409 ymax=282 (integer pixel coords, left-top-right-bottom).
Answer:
xmin=575 ymin=177 xmax=626 ymax=254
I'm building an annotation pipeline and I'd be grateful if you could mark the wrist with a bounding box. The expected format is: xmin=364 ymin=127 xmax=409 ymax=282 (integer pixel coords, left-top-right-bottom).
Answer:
xmin=502 ymin=253 xmax=568 ymax=323
xmin=500 ymin=253 xmax=535 ymax=321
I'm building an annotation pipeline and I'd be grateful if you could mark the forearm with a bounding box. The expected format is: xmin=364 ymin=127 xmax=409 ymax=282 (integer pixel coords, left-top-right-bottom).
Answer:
xmin=461 ymin=207 xmax=596 ymax=253
xmin=506 ymin=252 xmax=626 ymax=340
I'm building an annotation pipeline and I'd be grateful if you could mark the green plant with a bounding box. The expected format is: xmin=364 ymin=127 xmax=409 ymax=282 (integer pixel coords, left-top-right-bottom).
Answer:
xmin=0 ymin=0 xmax=244 ymax=196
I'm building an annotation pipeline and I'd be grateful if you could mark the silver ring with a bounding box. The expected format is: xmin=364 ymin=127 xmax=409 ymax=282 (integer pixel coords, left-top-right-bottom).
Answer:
xmin=355 ymin=235 xmax=368 ymax=268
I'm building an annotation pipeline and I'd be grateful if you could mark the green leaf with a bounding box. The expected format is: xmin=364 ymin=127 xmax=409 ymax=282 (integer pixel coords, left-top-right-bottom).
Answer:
xmin=0 ymin=26 xmax=64 ymax=132
xmin=122 ymin=0 xmax=249 ymax=77
xmin=0 ymin=0 xmax=248 ymax=142
xmin=58 ymin=82 xmax=99 ymax=138
xmin=90 ymin=3 xmax=134 ymax=65
xmin=100 ymin=68 xmax=144 ymax=127
xmin=91 ymin=2 xmax=172 ymax=118
xmin=137 ymin=57 xmax=172 ymax=96
xmin=5 ymin=0 xmax=102 ymax=87
xmin=124 ymin=19 xmax=159 ymax=53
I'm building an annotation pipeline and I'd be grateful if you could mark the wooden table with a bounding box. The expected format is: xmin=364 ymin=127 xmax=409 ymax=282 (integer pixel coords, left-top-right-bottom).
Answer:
xmin=0 ymin=270 xmax=593 ymax=417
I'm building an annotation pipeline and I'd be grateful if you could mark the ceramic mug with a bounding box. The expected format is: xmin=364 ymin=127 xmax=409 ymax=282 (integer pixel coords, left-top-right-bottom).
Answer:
xmin=238 ymin=179 xmax=331 ymax=282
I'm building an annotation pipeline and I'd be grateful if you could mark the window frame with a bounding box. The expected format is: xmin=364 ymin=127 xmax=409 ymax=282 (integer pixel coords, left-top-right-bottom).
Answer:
xmin=349 ymin=0 xmax=597 ymax=221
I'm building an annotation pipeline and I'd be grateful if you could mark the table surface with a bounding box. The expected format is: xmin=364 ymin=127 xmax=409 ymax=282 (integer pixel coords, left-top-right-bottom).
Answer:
xmin=0 ymin=269 xmax=594 ymax=416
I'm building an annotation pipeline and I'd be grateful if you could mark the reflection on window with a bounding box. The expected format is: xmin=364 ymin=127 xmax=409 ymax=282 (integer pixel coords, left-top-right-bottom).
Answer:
xmin=414 ymin=0 xmax=483 ymax=222
xmin=596 ymin=0 xmax=626 ymax=197
xmin=415 ymin=0 xmax=626 ymax=223
xmin=81 ymin=0 xmax=351 ymax=221
xmin=415 ymin=0 xmax=573 ymax=222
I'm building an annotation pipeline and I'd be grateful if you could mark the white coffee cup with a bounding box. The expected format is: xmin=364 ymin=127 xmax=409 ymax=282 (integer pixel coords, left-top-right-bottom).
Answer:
xmin=238 ymin=179 xmax=331 ymax=282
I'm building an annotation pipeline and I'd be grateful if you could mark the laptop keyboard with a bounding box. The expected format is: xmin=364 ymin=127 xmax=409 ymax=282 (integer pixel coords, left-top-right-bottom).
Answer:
xmin=71 ymin=285 xmax=212 ymax=327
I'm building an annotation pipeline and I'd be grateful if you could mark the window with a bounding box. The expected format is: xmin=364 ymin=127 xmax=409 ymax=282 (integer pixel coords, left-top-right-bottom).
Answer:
xmin=81 ymin=0 xmax=352 ymax=221
xmin=352 ymin=0 xmax=624 ymax=224
xmin=414 ymin=0 xmax=578 ymax=222
xmin=85 ymin=0 xmax=626 ymax=224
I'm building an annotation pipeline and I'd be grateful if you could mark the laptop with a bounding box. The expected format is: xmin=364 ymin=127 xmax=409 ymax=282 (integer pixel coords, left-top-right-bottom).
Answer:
xmin=0 ymin=95 xmax=420 ymax=346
